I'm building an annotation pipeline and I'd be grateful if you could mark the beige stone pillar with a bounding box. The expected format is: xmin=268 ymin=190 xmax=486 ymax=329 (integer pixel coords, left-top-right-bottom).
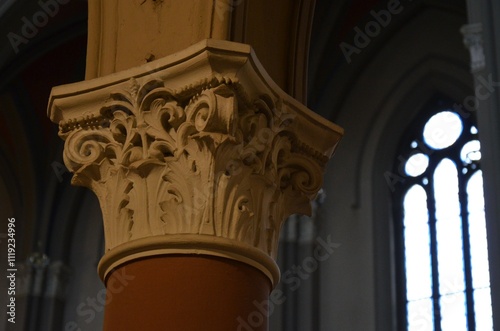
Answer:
xmin=48 ymin=2 xmax=342 ymax=330
xmin=84 ymin=0 xmax=315 ymax=102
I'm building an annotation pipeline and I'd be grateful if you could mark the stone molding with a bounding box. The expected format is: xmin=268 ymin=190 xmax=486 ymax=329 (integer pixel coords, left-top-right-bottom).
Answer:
xmin=461 ymin=23 xmax=486 ymax=73
xmin=48 ymin=39 xmax=343 ymax=285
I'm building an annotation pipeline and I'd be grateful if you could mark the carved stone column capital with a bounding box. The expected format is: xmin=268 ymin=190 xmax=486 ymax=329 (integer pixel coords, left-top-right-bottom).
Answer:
xmin=48 ymin=39 xmax=342 ymax=285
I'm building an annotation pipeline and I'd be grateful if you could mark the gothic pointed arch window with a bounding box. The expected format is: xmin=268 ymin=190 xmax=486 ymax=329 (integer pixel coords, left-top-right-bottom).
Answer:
xmin=392 ymin=96 xmax=494 ymax=331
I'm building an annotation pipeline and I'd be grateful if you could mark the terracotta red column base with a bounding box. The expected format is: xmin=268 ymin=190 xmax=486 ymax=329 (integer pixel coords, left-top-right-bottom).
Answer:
xmin=102 ymin=255 xmax=272 ymax=331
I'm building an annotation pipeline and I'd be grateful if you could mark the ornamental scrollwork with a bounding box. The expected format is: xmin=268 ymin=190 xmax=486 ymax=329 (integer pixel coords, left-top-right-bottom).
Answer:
xmin=61 ymin=77 xmax=325 ymax=257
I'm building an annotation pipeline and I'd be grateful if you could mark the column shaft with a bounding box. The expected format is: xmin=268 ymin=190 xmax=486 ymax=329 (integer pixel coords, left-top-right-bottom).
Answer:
xmin=103 ymin=255 xmax=270 ymax=331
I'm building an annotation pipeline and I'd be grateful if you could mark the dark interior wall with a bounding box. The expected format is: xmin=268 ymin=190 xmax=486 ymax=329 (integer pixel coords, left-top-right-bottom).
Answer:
xmin=308 ymin=1 xmax=471 ymax=330
xmin=0 ymin=1 xmax=91 ymax=329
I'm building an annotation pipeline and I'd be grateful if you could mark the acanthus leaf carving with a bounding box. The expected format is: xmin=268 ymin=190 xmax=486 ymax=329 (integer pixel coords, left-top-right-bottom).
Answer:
xmin=49 ymin=41 xmax=343 ymax=285
xmin=59 ymin=75 xmax=332 ymax=276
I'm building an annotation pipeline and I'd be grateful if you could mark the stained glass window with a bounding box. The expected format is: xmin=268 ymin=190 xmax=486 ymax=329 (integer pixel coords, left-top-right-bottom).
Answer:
xmin=393 ymin=104 xmax=493 ymax=331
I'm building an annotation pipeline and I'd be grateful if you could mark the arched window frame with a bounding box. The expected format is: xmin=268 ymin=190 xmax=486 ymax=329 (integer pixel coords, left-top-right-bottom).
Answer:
xmin=392 ymin=95 xmax=492 ymax=331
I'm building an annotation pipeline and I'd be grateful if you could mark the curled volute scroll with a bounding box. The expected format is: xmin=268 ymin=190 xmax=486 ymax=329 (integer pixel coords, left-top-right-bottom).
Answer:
xmin=60 ymin=77 xmax=324 ymax=259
